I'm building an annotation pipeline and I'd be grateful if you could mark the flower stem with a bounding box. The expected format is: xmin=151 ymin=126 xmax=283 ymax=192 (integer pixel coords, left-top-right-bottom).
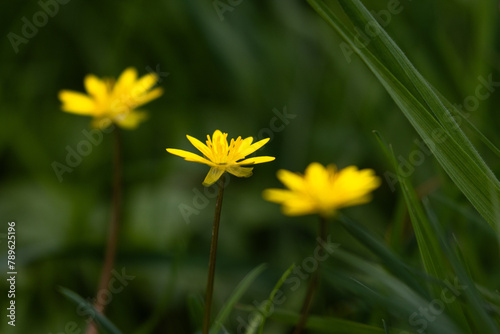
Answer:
xmin=86 ymin=127 xmax=122 ymax=334
xmin=202 ymin=175 xmax=226 ymax=334
xmin=293 ymin=216 xmax=327 ymax=334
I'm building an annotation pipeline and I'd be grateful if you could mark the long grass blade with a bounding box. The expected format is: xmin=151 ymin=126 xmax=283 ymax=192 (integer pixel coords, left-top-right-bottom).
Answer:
xmin=58 ymin=286 xmax=123 ymax=334
xmin=338 ymin=213 xmax=428 ymax=298
xmin=375 ymin=131 xmax=472 ymax=332
xmin=210 ymin=263 xmax=267 ymax=333
xmin=245 ymin=263 xmax=295 ymax=334
xmin=307 ymin=0 xmax=500 ymax=231
xmin=270 ymin=308 xmax=393 ymax=334
xmin=322 ymin=249 xmax=463 ymax=334
xmin=423 ymin=198 xmax=500 ymax=333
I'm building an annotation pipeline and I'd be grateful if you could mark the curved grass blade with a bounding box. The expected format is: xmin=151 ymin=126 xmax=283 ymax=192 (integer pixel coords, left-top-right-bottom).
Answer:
xmin=374 ymin=131 xmax=472 ymax=332
xmin=210 ymin=263 xmax=267 ymax=333
xmin=307 ymin=0 xmax=500 ymax=231
xmin=423 ymin=198 xmax=500 ymax=333
xmin=244 ymin=263 xmax=295 ymax=334
xmin=270 ymin=308 xmax=393 ymax=334
xmin=134 ymin=258 xmax=179 ymax=334
xmin=338 ymin=213 xmax=428 ymax=299
xmin=382 ymin=319 xmax=389 ymax=334
xmin=188 ymin=294 xmax=205 ymax=331
xmin=58 ymin=286 xmax=123 ymax=334
xmin=337 ymin=0 xmax=493 ymax=164
xmin=322 ymin=249 xmax=463 ymax=334
xmin=433 ymin=89 xmax=500 ymax=159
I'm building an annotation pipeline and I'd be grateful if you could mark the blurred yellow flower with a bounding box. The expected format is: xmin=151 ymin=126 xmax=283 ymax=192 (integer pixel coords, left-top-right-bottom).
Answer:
xmin=58 ymin=67 xmax=163 ymax=129
xmin=167 ymin=130 xmax=275 ymax=186
xmin=263 ymin=162 xmax=380 ymax=217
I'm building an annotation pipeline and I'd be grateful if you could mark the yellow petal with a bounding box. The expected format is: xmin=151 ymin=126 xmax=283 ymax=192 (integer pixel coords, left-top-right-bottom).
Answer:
xmin=114 ymin=111 xmax=148 ymax=129
xmin=227 ymin=136 xmax=244 ymax=161
xmin=187 ymin=134 xmax=212 ymax=159
xmin=262 ymin=189 xmax=294 ymax=203
xmin=211 ymin=130 xmax=228 ymax=157
xmin=305 ymin=162 xmax=330 ymax=194
xmin=84 ymin=74 xmax=109 ymax=102
xmin=131 ymin=73 xmax=159 ymax=97
xmin=331 ymin=167 xmax=380 ymax=207
xmin=203 ymin=167 xmax=225 ymax=186
xmin=59 ymin=90 xmax=96 ymax=115
xmin=166 ymin=148 xmax=213 ymax=165
xmin=336 ymin=194 xmax=373 ymax=208
xmin=276 ymin=169 xmax=306 ymax=192
xmin=265 ymin=189 xmax=318 ymax=215
xmin=236 ymin=136 xmax=254 ymax=153
xmin=305 ymin=162 xmax=328 ymax=181
xmin=237 ymin=156 xmax=275 ymax=165
xmin=114 ymin=67 xmax=138 ymax=93
xmin=239 ymin=137 xmax=269 ymax=157
xmin=131 ymin=87 xmax=163 ymax=108
xmin=211 ymin=130 xmax=224 ymax=141
xmin=91 ymin=117 xmax=113 ymax=130
xmin=282 ymin=203 xmax=318 ymax=216
xmin=226 ymin=165 xmax=253 ymax=178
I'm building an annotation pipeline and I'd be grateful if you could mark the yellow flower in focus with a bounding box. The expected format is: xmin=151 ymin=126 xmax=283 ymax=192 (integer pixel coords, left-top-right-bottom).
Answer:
xmin=58 ymin=67 xmax=163 ymax=129
xmin=263 ymin=162 xmax=380 ymax=217
xmin=167 ymin=130 xmax=275 ymax=186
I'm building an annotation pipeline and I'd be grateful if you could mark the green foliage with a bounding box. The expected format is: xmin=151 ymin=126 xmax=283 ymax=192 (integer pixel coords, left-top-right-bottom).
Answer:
xmin=211 ymin=263 xmax=267 ymax=333
xmin=58 ymin=286 xmax=123 ymax=334
xmin=270 ymin=309 xmax=392 ymax=333
xmin=308 ymin=0 xmax=500 ymax=231
xmin=245 ymin=263 xmax=295 ymax=334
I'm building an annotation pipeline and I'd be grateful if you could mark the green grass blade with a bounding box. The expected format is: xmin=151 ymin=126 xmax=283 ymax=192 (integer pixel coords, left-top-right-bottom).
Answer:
xmin=323 ymin=250 xmax=462 ymax=334
xmin=307 ymin=0 xmax=500 ymax=230
xmin=460 ymin=113 xmax=500 ymax=159
xmin=249 ymin=264 xmax=295 ymax=334
xmin=323 ymin=249 xmax=463 ymax=334
xmin=58 ymin=286 xmax=123 ymax=334
xmin=433 ymin=89 xmax=500 ymax=159
xmin=337 ymin=0 xmax=491 ymax=163
xmin=475 ymin=285 xmax=500 ymax=317
xmin=338 ymin=213 xmax=428 ymax=298
xmin=270 ymin=308 xmax=392 ymax=334
xmin=397 ymin=180 xmax=472 ymax=332
xmin=374 ymin=133 xmax=449 ymax=281
xmin=210 ymin=263 xmax=267 ymax=333
xmin=423 ymin=198 xmax=500 ymax=333
xmin=382 ymin=319 xmax=390 ymax=334
xmin=378 ymin=133 xmax=472 ymax=332
xmin=188 ymin=294 xmax=205 ymax=331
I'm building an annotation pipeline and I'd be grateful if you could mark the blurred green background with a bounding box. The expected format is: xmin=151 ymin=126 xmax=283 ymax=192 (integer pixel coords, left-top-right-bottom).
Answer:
xmin=1 ymin=0 xmax=499 ymax=333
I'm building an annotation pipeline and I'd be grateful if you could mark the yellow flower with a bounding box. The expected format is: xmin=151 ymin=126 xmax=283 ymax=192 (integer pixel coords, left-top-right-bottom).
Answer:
xmin=58 ymin=67 xmax=163 ymax=129
xmin=263 ymin=162 xmax=380 ymax=217
xmin=167 ymin=130 xmax=275 ymax=186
